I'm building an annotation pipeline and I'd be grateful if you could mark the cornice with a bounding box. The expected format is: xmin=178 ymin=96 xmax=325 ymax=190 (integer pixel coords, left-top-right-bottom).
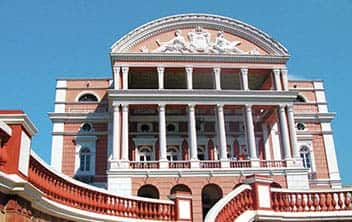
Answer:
xmin=294 ymin=112 xmax=336 ymax=122
xmin=48 ymin=112 xmax=110 ymax=122
xmin=110 ymin=53 xmax=289 ymax=64
xmin=0 ymin=114 xmax=38 ymax=136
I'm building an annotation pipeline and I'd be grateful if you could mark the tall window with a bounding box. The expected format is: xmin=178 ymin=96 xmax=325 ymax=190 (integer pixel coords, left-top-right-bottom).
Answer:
xmin=79 ymin=148 xmax=91 ymax=171
xmin=300 ymin=146 xmax=311 ymax=169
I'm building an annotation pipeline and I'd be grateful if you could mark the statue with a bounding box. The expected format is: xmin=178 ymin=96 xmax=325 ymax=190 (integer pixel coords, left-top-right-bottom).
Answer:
xmin=213 ymin=31 xmax=244 ymax=54
xmin=153 ymin=30 xmax=189 ymax=53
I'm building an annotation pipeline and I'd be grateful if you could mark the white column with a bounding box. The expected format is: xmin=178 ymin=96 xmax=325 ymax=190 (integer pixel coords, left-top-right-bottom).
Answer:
xmin=122 ymin=66 xmax=129 ymax=90
xmin=281 ymin=69 xmax=289 ymax=91
xmin=157 ymin=66 xmax=164 ymax=90
xmin=278 ymin=105 xmax=291 ymax=159
xmin=159 ymin=104 xmax=167 ymax=160
xmin=188 ymin=104 xmax=198 ymax=160
xmin=273 ymin=68 xmax=282 ymax=91
xmin=121 ymin=104 xmax=129 ymax=160
xmin=262 ymin=123 xmax=272 ymax=160
xmin=112 ymin=105 xmax=121 ymax=160
xmin=244 ymin=105 xmax=257 ymax=159
xmin=217 ymin=104 xmax=227 ymax=160
xmin=240 ymin=68 xmax=249 ymax=90
xmin=186 ymin=66 xmax=193 ymax=90
xmin=286 ymin=105 xmax=299 ymax=158
xmin=214 ymin=67 xmax=221 ymax=90
xmin=113 ymin=65 xmax=121 ymax=89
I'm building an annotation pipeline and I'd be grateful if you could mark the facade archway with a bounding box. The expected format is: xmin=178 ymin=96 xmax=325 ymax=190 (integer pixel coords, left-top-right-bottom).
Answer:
xmin=170 ymin=184 xmax=192 ymax=195
xmin=201 ymin=183 xmax=223 ymax=219
xmin=137 ymin=184 xmax=160 ymax=199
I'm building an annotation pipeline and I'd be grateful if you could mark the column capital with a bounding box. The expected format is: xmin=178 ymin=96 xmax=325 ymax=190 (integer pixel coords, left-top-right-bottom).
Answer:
xmin=188 ymin=104 xmax=195 ymax=110
xmin=113 ymin=65 xmax=120 ymax=73
xmin=281 ymin=68 xmax=288 ymax=74
xmin=278 ymin=104 xmax=287 ymax=111
xmin=273 ymin=68 xmax=280 ymax=74
xmin=113 ymin=104 xmax=120 ymax=112
xmin=121 ymin=66 xmax=129 ymax=73
xmin=158 ymin=104 xmax=166 ymax=111
xmin=244 ymin=104 xmax=252 ymax=110
xmin=216 ymin=104 xmax=224 ymax=110
xmin=240 ymin=67 xmax=248 ymax=74
xmin=157 ymin=66 xmax=165 ymax=74
xmin=213 ymin=67 xmax=221 ymax=73
xmin=185 ymin=66 xmax=193 ymax=74
xmin=286 ymin=104 xmax=294 ymax=112
xmin=122 ymin=104 xmax=129 ymax=112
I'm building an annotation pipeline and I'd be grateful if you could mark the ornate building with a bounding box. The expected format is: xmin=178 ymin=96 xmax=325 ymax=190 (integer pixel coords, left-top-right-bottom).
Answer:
xmin=0 ymin=14 xmax=350 ymax=222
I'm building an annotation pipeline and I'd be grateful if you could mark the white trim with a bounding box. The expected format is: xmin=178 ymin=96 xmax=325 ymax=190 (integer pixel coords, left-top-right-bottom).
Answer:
xmin=0 ymin=120 xmax=12 ymax=136
xmin=18 ymin=131 xmax=31 ymax=176
xmin=54 ymin=80 xmax=67 ymax=113
xmin=0 ymin=113 xmax=38 ymax=136
xmin=74 ymin=135 xmax=97 ymax=176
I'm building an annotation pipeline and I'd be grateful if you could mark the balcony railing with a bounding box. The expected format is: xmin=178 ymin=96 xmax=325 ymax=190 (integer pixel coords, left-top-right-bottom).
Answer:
xmin=130 ymin=161 xmax=160 ymax=169
xmin=229 ymin=160 xmax=251 ymax=168
xmin=271 ymin=188 xmax=352 ymax=212
xmin=260 ymin=160 xmax=286 ymax=168
xmin=168 ymin=161 xmax=191 ymax=169
xmin=200 ymin=160 xmax=221 ymax=168
xmin=28 ymin=156 xmax=175 ymax=221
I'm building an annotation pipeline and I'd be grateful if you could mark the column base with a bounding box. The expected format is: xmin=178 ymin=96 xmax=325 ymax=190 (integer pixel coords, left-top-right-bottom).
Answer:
xmin=190 ymin=159 xmax=200 ymax=168
xmin=220 ymin=159 xmax=230 ymax=168
xmin=159 ymin=160 xmax=169 ymax=169
xmin=107 ymin=176 xmax=132 ymax=196
xmin=286 ymin=171 xmax=309 ymax=189
xmin=286 ymin=158 xmax=303 ymax=167
xmin=250 ymin=159 xmax=260 ymax=168
xmin=109 ymin=159 xmax=129 ymax=170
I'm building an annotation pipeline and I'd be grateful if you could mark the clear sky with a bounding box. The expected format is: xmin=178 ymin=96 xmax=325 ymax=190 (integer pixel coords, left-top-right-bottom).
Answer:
xmin=1 ymin=1 xmax=351 ymax=184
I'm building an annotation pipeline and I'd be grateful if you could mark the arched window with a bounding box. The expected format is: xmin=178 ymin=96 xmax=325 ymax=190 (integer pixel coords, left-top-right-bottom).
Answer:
xmin=79 ymin=148 xmax=91 ymax=171
xmin=78 ymin=93 xmax=98 ymax=102
xmin=171 ymin=184 xmax=192 ymax=195
xmin=300 ymin=146 xmax=311 ymax=169
xmin=296 ymin=122 xmax=306 ymax=131
xmin=81 ymin=123 xmax=92 ymax=132
xmin=138 ymin=146 xmax=153 ymax=161
xmin=167 ymin=146 xmax=179 ymax=161
xmin=202 ymin=184 xmax=223 ymax=219
xmin=295 ymin=95 xmax=306 ymax=103
xmin=137 ymin=184 xmax=159 ymax=199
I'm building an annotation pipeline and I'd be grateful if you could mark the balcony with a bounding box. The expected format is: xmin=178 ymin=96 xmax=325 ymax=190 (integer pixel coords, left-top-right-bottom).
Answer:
xmin=110 ymin=159 xmax=290 ymax=170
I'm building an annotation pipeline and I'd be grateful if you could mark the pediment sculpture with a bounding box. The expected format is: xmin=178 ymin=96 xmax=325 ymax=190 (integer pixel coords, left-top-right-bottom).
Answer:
xmin=140 ymin=26 xmax=260 ymax=55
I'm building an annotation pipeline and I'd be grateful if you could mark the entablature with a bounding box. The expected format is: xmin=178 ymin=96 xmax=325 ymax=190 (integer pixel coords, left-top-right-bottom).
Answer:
xmin=108 ymin=89 xmax=297 ymax=105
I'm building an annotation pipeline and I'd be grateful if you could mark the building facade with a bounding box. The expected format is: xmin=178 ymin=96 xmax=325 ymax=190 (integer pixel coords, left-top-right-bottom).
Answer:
xmin=47 ymin=14 xmax=341 ymax=220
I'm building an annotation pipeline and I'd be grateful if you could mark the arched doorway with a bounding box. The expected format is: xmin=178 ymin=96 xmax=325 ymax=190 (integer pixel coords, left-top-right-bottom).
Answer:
xmin=170 ymin=184 xmax=192 ymax=195
xmin=202 ymin=183 xmax=223 ymax=219
xmin=137 ymin=184 xmax=159 ymax=199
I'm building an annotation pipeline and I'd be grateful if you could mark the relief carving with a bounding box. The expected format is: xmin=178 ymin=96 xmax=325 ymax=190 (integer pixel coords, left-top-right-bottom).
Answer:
xmin=140 ymin=26 xmax=260 ymax=55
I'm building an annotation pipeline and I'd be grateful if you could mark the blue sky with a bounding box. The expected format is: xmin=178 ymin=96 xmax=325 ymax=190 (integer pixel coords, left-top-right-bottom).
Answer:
xmin=1 ymin=1 xmax=351 ymax=184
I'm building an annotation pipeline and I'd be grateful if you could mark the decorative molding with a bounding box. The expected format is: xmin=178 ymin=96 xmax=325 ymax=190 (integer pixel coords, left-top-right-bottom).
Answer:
xmin=0 ymin=114 xmax=38 ymax=136
xmin=111 ymin=13 xmax=288 ymax=56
